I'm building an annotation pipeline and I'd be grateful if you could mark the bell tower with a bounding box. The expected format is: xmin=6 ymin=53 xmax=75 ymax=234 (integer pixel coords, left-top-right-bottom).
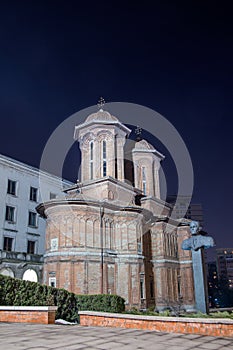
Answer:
xmin=74 ymin=102 xmax=131 ymax=183
xmin=132 ymin=139 xmax=164 ymax=199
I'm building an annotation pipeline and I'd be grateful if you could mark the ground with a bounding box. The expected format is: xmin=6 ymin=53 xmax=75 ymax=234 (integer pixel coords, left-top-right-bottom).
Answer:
xmin=0 ymin=323 xmax=232 ymax=350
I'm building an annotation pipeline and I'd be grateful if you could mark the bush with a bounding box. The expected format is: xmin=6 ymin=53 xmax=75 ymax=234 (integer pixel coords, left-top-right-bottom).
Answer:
xmin=0 ymin=275 xmax=125 ymax=322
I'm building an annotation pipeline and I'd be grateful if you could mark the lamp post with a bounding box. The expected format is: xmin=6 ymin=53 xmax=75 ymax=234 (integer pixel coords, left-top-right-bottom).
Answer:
xmin=100 ymin=203 xmax=104 ymax=294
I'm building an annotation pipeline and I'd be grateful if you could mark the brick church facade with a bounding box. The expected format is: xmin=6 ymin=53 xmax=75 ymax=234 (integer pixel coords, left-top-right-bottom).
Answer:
xmin=37 ymin=108 xmax=195 ymax=311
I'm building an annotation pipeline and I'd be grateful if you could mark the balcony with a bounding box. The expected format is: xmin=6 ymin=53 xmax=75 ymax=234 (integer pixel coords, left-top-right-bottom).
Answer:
xmin=0 ymin=250 xmax=43 ymax=263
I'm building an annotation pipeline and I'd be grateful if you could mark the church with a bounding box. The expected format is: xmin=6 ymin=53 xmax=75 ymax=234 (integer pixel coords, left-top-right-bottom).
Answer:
xmin=37 ymin=105 xmax=195 ymax=311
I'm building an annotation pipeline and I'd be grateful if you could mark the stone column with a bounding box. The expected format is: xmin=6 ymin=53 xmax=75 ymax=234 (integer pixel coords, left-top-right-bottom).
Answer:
xmin=107 ymin=136 xmax=115 ymax=178
xmin=116 ymin=136 xmax=125 ymax=181
xmin=153 ymin=161 xmax=161 ymax=199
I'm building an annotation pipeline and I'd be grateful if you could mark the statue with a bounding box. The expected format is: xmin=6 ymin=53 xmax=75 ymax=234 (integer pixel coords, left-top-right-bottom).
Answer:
xmin=182 ymin=221 xmax=215 ymax=314
xmin=182 ymin=221 xmax=214 ymax=251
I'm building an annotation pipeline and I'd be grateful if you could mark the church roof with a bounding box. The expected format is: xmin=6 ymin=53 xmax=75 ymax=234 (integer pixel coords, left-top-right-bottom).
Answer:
xmin=133 ymin=139 xmax=165 ymax=159
xmin=85 ymin=110 xmax=119 ymax=122
xmin=134 ymin=139 xmax=155 ymax=150
xmin=74 ymin=109 xmax=131 ymax=139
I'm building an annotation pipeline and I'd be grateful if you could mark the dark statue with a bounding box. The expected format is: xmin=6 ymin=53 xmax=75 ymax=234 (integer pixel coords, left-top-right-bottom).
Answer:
xmin=181 ymin=221 xmax=215 ymax=313
xmin=182 ymin=221 xmax=214 ymax=251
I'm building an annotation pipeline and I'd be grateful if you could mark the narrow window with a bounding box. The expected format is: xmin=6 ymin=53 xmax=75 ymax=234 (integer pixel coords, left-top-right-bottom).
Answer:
xmin=140 ymin=277 xmax=145 ymax=299
xmin=3 ymin=237 xmax=13 ymax=251
xmin=7 ymin=180 xmax=16 ymax=195
xmin=150 ymin=279 xmax=154 ymax=298
xmin=30 ymin=187 xmax=38 ymax=202
xmin=50 ymin=192 xmax=57 ymax=200
xmin=137 ymin=239 xmax=142 ymax=253
xmin=49 ymin=277 xmax=56 ymax=288
xmin=90 ymin=141 xmax=94 ymax=179
xmin=142 ymin=167 xmax=146 ymax=195
xmin=103 ymin=140 xmax=107 ymax=176
xmin=5 ymin=206 xmax=15 ymax=222
xmin=27 ymin=240 xmax=35 ymax=254
xmin=28 ymin=211 xmax=37 ymax=227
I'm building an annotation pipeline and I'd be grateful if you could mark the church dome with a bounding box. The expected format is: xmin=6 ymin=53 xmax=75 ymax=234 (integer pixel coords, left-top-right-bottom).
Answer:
xmin=85 ymin=110 xmax=119 ymax=123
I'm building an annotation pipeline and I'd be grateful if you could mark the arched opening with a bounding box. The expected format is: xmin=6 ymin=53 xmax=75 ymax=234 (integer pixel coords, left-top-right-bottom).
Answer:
xmin=0 ymin=267 xmax=14 ymax=278
xmin=22 ymin=269 xmax=38 ymax=282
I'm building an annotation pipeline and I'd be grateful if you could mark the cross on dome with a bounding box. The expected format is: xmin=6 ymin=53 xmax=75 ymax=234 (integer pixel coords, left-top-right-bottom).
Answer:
xmin=135 ymin=125 xmax=142 ymax=141
xmin=97 ymin=97 xmax=105 ymax=111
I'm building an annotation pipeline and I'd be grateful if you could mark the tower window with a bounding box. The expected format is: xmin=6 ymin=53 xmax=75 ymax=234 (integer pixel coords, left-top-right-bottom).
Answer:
xmin=142 ymin=167 xmax=146 ymax=195
xmin=90 ymin=141 xmax=94 ymax=180
xmin=102 ymin=140 xmax=107 ymax=177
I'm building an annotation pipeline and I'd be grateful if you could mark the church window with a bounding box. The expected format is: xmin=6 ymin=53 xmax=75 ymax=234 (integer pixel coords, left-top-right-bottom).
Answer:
xmin=150 ymin=279 xmax=154 ymax=298
xmin=142 ymin=167 xmax=146 ymax=195
xmin=90 ymin=141 xmax=94 ymax=179
xmin=140 ymin=277 xmax=145 ymax=299
xmin=137 ymin=239 xmax=142 ymax=253
xmin=49 ymin=277 xmax=56 ymax=288
xmin=102 ymin=140 xmax=107 ymax=176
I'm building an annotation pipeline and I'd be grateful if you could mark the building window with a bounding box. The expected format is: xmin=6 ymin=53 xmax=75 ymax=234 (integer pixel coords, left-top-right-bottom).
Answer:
xmin=3 ymin=237 xmax=13 ymax=251
xmin=142 ymin=167 xmax=146 ymax=195
xmin=50 ymin=192 xmax=57 ymax=200
xmin=28 ymin=211 xmax=37 ymax=227
xmin=102 ymin=140 xmax=107 ymax=177
xmin=90 ymin=141 xmax=94 ymax=180
xmin=49 ymin=277 xmax=56 ymax=288
xmin=140 ymin=277 xmax=145 ymax=299
xmin=51 ymin=238 xmax=58 ymax=251
xmin=30 ymin=187 xmax=38 ymax=202
xmin=7 ymin=179 xmax=17 ymax=195
xmin=137 ymin=240 xmax=142 ymax=254
xmin=150 ymin=279 xmax=154 ymax=298
xmin=27 ymin=240 xmax=35 ymax=254
xmin=5 ymin=205 xmax=15 ymax=222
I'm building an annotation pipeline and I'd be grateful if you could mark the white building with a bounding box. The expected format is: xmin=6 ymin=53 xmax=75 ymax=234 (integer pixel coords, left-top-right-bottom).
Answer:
xmin=0 ymin=154 xmax=72 ymax=282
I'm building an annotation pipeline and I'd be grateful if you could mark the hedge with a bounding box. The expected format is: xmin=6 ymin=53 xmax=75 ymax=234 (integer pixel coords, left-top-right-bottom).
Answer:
xmin=0 ymin=275 xmax=125 ymax=322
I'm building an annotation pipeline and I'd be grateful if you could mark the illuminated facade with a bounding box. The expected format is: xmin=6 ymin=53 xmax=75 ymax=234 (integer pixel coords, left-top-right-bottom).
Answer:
xmin=38 ymin=109 xmax=195 ymax=310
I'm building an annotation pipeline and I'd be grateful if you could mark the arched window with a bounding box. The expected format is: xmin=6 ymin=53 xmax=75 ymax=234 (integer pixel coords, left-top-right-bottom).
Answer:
xmin=90 ymin=141 xmax=94 ymax=179
xmin=102 ymin=140 xmax=107 ymax=176
xmin=142 ymin=166 xmax=146 ymax=195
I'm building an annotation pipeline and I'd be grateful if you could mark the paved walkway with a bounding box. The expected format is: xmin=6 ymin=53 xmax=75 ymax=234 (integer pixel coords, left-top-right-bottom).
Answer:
xmin=0 ymin=323 xmax=232 ymax=350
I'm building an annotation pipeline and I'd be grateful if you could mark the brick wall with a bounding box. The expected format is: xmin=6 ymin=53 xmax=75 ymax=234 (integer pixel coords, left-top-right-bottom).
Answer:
xmin=0 ymin=306 xmax=57 ymax=324
xmin=79 ymin=311 xmax=233 ymax=338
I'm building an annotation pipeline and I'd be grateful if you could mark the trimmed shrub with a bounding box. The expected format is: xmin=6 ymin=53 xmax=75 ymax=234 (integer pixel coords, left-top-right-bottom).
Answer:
xmin=0 ymin=275 xmax=125 ymax=322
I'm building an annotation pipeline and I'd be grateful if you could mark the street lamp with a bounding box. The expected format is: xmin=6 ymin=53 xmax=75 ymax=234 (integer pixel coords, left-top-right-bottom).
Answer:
xmin=100 ymin=202 xmax=104 ymax=294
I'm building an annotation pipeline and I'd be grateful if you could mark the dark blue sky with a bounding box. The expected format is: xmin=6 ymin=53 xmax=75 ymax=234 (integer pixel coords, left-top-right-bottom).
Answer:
xmin=0 ymin=1 xmax=232 ymax=253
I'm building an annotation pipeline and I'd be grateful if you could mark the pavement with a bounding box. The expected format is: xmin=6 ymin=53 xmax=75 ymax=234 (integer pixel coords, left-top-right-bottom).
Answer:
xmin=0 ymin=323 xmax=232 ymax=350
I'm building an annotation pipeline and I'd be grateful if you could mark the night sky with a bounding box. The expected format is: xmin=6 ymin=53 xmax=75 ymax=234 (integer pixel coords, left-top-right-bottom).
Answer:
xmin=0 ymin=1 xmax=232 ymax=257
